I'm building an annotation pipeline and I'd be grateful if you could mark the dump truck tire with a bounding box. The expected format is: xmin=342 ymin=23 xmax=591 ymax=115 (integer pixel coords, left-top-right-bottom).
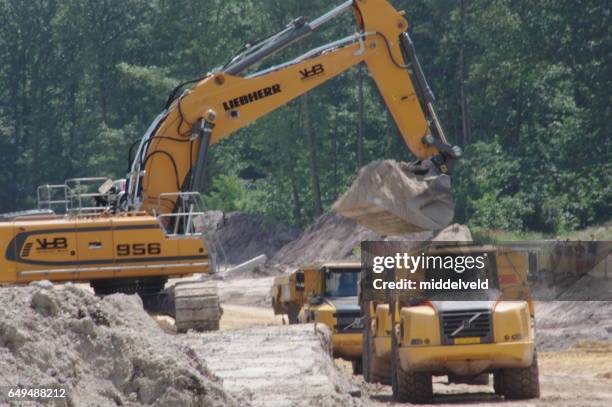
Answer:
xmin=396 ymin=365 xmax=433 ymax=404
xmin=369 ymin=347 xmax=391 ymax=385
xmin=363 ymin=320 xmax=391 ymax=384
xmin=287 ymin=303 xmax=300 ymax=324
xmin=362 ymin=318 xmax=372 ymax=382
xmin=500 ymin=353 xmax=540 ymax=399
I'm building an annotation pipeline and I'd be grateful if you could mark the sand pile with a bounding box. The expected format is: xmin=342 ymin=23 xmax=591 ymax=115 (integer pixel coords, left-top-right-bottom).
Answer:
xmin=267 ymin=209 xmax=469 ymax=271
xmin=536 ymin=275 xmax=612 ymax=351
xmin=0 ymin=281 xmax=237 ymax=406
xmin=196 ymin=211 xmax=300 ymax=266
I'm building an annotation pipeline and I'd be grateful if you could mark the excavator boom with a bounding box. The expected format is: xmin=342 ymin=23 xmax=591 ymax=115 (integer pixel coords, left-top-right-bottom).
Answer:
xmin=128 ymin=0 xmax=458 ymax=215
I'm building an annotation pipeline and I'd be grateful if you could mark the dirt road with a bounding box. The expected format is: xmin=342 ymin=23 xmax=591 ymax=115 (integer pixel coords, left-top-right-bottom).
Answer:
xmin=219 ymin=305 xmax=612 ymax=407
xmin=183 ymin=324 xmax=364 ymax=407
xmin=217 ymin=277 xmax=612 ymax=407
xmin=347 ymin=346 xmax=612 ymax=406
xmin=220 ymin=303 xmax=283 ymax=330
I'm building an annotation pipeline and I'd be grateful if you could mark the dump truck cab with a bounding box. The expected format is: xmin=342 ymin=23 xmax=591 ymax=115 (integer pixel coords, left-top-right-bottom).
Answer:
xmin=362 ymin=244 xmax=539 ymax=403
xmin=271 ymin=261 xmax=364 ymax=373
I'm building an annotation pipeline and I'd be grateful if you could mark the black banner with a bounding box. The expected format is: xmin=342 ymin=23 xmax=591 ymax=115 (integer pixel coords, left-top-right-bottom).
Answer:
xmin=359 ymin=241 xmax=612 ymax=302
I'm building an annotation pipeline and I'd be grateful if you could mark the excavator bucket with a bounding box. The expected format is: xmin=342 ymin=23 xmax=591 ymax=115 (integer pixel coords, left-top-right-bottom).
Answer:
xmin=332 ymin=160 xmax=454 ymax=235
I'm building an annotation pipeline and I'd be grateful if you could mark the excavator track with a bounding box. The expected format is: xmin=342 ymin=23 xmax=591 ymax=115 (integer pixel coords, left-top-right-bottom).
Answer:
xmin=173 ymin=280 xmax=222 ymax=333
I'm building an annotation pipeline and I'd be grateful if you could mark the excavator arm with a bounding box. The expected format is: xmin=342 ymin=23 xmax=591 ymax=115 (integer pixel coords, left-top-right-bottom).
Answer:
xmin=127 ymin=0 xmax=459 ymax=214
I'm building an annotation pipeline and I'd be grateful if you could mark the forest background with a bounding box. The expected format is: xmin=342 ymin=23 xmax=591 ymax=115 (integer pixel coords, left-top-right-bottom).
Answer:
xmin=0 ymin=0 xmax=609 ymax=234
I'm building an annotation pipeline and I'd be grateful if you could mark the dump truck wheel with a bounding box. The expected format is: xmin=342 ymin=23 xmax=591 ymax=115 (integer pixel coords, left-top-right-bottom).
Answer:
xmin=396 ymin=365 xmax=433 ymax=404
xmin=362 ymin=321 xmax=371 ymax=382
xmin=369 ymin=348 xmax=391 ymax=385
xmin=363 ymin=320 xmax=391 ymax=384
xmin=287 ymin=303 xmax=300 ymax=324
xmin=493 ymin=371 xmax=504 ymax=395
xmin=352 ymin=358 xmax=363 ymax=375
xmin=501 ymin=353 xmax=540 ymax=399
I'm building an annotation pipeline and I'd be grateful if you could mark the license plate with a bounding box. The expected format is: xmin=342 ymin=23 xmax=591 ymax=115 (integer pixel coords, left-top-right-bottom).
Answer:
xmin=454 ymin=337 xmax=481 ymax=345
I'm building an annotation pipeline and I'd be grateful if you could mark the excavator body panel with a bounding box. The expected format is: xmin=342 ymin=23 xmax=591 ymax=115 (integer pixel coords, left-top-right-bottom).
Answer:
xmin=0 ymin=214 xmax=210 ymax=285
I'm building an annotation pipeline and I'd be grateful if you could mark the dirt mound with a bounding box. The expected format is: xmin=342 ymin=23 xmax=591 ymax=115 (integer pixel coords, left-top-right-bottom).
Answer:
xmin=536 ymin=275 xmax=612 ymax=351
xmin=267 ymin=209 xmax=468 ymax=272
xmin=537 ymin=300 xmax=612 ymax=351
xmin=0 ymin=281 xmax=237 ymax=406
xmin=267 ymin=212 xmax=381 ymax=270
xmin=184 ymin=324 xmax=363 ymax=406
xmin=333 ymin=160 xmax=454 ymax=235
xmin=196 ymin=211 xmax=300 ymax=265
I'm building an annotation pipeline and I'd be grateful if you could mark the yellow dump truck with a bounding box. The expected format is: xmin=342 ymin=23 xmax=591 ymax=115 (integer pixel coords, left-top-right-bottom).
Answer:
xmin=361 ymin=244 xmax=539 ymax=403
xmin=271 ymin=261 xmax=363 ymax=373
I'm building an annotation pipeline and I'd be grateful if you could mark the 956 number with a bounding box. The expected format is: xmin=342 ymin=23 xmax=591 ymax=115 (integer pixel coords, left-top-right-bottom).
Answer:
xmin=116 ymin=243 xmax=161 ymax=256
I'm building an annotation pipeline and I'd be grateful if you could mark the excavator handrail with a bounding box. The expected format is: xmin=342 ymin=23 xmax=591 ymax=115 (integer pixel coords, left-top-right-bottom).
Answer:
xmin=156 ymin=191 xmax=204 ymax=237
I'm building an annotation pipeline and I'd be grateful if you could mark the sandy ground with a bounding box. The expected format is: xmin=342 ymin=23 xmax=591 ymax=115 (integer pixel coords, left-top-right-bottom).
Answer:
xmin=217 ymin=277 xmax=612 ymax=407
xmin=183 ymin=324 xmax=363 ymax=407
xmin=80 ymin=273 xmax=612 ymax=407
xmin=5 ymin=276 xmax=608 ymax=406
xmin=219 ymin=304 xmax=284 ymax=330
xmin=347 ymin=347 xmax=612 ymax=406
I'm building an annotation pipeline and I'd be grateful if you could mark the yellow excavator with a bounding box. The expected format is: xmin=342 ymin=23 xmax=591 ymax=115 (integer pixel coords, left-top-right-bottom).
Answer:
xmin=0 ymin=0 xmax=459 ymax=331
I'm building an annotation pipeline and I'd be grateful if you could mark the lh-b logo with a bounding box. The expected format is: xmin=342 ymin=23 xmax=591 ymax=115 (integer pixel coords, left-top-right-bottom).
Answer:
xmin=300 ymin=64 xmax=325 ymax=80
xmin=36 ymin=237 xmax=68 ymax=250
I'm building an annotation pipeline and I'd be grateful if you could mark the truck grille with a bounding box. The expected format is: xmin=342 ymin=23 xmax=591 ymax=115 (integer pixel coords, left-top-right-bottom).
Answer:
xmin=335 ymin=310 xmax=363 ymax=333
xmin=441 ymin=309 xmax=492 ymax=344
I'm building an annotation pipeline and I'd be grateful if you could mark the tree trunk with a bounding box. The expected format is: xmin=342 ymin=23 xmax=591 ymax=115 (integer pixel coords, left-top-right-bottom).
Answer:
xmin=332 ymin=109 xmax=339 ymax=199
xmin=302 ymin=94 xmax=323 ymax=218
xmin=98 ymin=46 xmax=108 ymax=124
xmin=459 ymin=0 xmax=470 ymax=146
xmin=290 ymin=171 xmax=303 ymax=226
xmin=357 ymin=63 xmax=365 ymax=168
xmin=65 ymin=80 xmax=78 ymax=177
xmin=99 ymin=70 xmax=108 ymax=125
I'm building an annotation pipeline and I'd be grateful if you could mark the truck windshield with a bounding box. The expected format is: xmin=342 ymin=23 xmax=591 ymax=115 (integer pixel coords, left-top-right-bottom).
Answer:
xmin=324 ymin=270 xmax=359 ymax=297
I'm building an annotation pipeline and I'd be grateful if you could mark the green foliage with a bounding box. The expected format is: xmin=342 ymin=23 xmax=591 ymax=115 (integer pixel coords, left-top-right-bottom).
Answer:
xmin=203 ymin=174 xmax=265 ymax=214
xmin=203 ymin=175 xmax=246 ymax=212
xmin=0 ymin=0 xmax=609 ymax=233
